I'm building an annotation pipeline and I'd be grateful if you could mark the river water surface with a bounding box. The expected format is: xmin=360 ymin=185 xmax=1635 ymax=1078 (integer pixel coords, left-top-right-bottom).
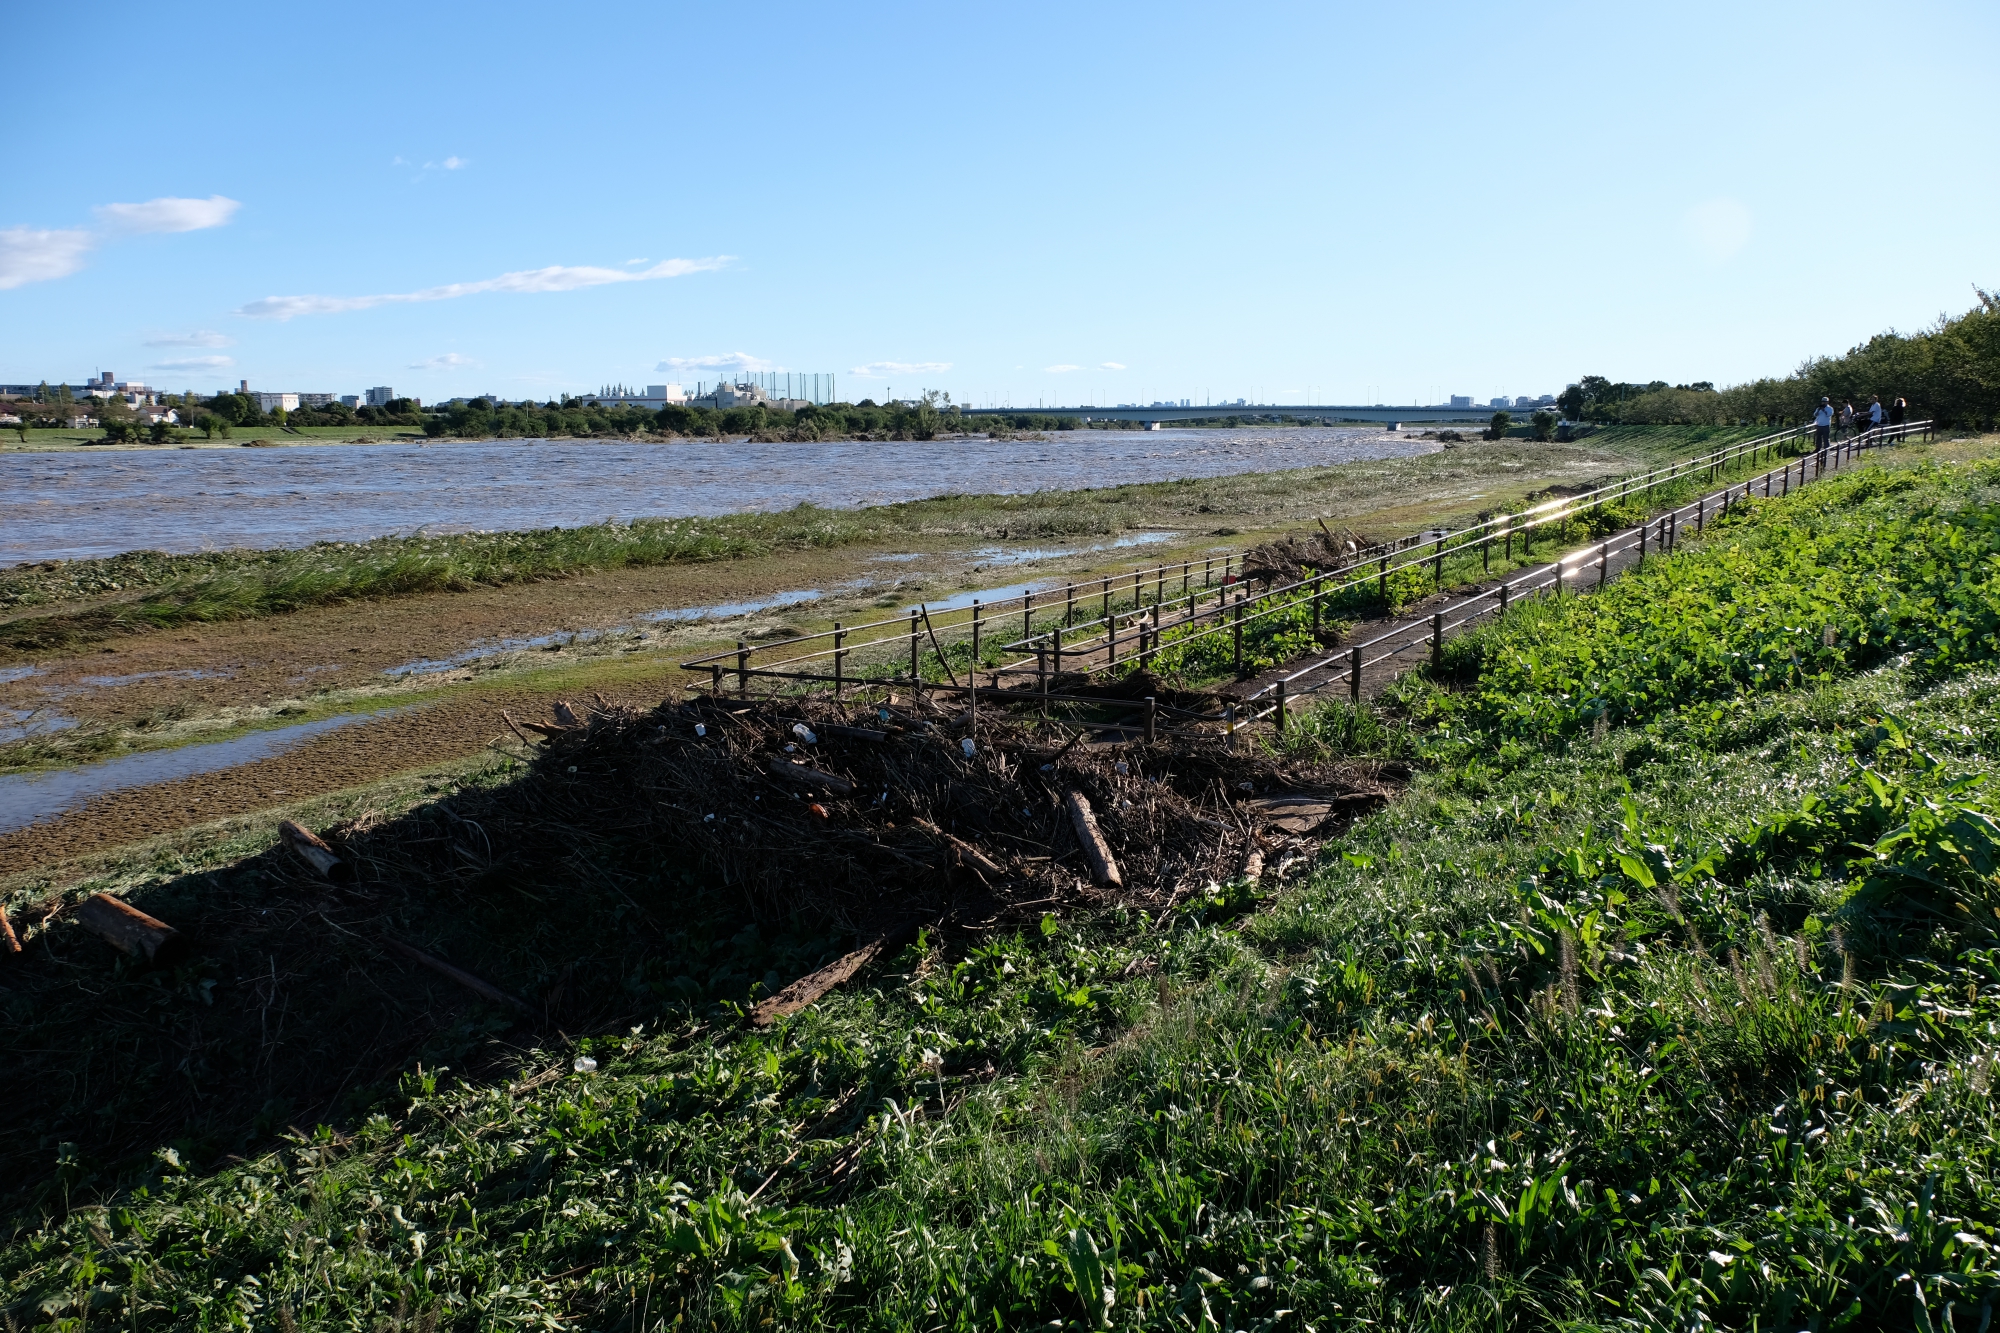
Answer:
xmin=3 ymin=427 xmax=1434 ymax=563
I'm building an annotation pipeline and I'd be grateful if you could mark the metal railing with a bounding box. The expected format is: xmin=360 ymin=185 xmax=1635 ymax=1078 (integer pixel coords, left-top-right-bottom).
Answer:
xmin=680 ymin=418 xmax=1932 ymax=704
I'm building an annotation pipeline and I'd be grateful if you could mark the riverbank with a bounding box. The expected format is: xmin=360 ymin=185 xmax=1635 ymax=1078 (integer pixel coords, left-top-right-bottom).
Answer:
xmin=11 ymin=445 xmax=2000 ymax=1327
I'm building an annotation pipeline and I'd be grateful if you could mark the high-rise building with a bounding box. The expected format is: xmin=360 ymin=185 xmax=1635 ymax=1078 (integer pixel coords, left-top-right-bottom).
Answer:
xmin=364 ymin=386 xmax=396 ymax=406
xmin=1449 ymin=395 xmax=1473 ymax=409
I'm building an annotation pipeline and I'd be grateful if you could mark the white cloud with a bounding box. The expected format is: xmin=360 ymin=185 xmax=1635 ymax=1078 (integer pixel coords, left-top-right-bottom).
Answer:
xmin=150 ymin=354 xmax=234 ymax=371
xmin=144 ymin=330 xmax=232 ymax=348
xmin=239 ymin=255 xmax=730 ymax=319
xmin=409 ymin=352 xmax=480 ymax=371
xmin=0 ymin=227 xmax=94 ymax=289
xmin=1100 ymin=361 xmax=1126 ymax=371
xmin=95 ymin=195 xmax=240 ymax=235
xmin=1685 ymin=197 xmax=1753 ymax=261
xmin=625 ymin=257 xmax=649 ymax=265
xmin=441 ymin=156 xmax=467 ymax=170
xmin=1044 ymin=364 xmax=1080 ymax=374
xmin=850 ymin=360 xmax=952 ymax=378
xmin=658 ymin=351 xmax=776 ymax=373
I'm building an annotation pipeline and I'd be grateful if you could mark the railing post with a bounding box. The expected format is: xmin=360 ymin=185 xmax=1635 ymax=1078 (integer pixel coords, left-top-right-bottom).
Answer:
xmin=1108 ymin=607 xmax=1118 ymax=664
xmin=971 ymin=599 xmax=982 ymax=662
xmin=1498 ymin=580 xmax=1509 ymax=614
xmin=1432 ymin=535 xmax=1444 ymax=589
xmin=1638 ymin=521 xmax=1647 ymax=565
xmin=1696 ymin=496 xmax=1704 ymax=532
xmin=711 ymin=663 xmax=723 ymax=697
xmin=1102 ymin=576 xmax=1111 ymax=620
xmin=1348 ymin=645 xmax=1362 ymax=732
xmin=1052 ymin=621 xmax=1063 ymax=676
xmin=834 ymin=622 xmax=846 ymax=698
xmin=1232 ymin=595 xmax=1245 ymax=676
xmin=1597 ymin=545 xmax=1607 ymax=589
xmin=736 ymin=640 xmax=749 ymax=695
xmin=1145 ymin=695 xmax=1157 ymax=744
xmin=1204 ymin=557 xmax=1212 ymax=588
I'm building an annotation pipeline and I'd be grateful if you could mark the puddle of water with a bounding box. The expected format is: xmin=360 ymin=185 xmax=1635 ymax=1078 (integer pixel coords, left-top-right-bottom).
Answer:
xmin=1 ymin=709 xmax=79 ymax=744
xmin=970 ymin=530 xmax=1179 ymax=567
xmin=0 ymin=666 xmax=43 ymax=685
xmin=77 ymin=668 xmax=232 ymax=688
xmin=868 ymin=553 xmax=925 ymax=563
xmin=924 ymin=580 xmax=1058 ymax=613
xmin=384 ymin=590 xmax=827 ymax=677
xmin=642 ymin=589 xmax=823 ymax=623
xmin=0 ymin=707 xmax=414 ymax=834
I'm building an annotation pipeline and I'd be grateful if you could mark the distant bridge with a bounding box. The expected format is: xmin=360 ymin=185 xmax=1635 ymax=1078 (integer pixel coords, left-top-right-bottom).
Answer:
xmin=960 ymin=403 xmax=1499 ymax=425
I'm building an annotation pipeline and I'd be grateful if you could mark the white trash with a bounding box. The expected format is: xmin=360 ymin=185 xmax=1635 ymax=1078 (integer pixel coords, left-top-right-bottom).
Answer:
xmin=694 ymin=723 xmax=707 ymax=737
xmin=572 ymin=1055 xmax=598 ymax=1074
xmin=961 ymin=737 xmax=977 ymax=758
xmin=793 ymin=723 xmax=817 ymax=743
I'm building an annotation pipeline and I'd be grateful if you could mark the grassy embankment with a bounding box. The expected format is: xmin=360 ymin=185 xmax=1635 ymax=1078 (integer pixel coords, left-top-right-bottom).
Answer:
xmin=9 ymin=452 xmax=2000 ymax=1326
xmin=0 ymin=425 xmax=1774 ymax=662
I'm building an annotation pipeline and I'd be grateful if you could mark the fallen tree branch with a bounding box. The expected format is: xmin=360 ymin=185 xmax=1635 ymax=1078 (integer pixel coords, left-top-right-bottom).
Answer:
xmin=750 ymin=922 xmax=920 ymax=1026
xmin=383 ymin=938 xmax=530 ymax=1012
xmin=278 ymin=819 xmax=351 ymax=882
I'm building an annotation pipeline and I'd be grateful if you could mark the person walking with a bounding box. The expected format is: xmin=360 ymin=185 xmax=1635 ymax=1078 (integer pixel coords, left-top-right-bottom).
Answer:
xmin=1869 ymin=395 xmax=1884 ymax=432
xmin=1839 ymin=402 xmax=1856 ymax=437
xmin=1890 ymin=397 xmax=1907 ymax=426
xmin=1813 ymin=397 xmax=1834 ymax=452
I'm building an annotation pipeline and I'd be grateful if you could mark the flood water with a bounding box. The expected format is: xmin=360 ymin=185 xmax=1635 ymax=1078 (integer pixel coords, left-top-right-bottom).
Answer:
xmin=2 ymin=428 xmax=1434 ymax=563
xmin=0 ymin=707 xmax=413 ymax=833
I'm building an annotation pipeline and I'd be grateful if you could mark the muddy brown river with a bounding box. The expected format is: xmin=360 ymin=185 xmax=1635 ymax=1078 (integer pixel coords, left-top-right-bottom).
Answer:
xmin=2 ymin=427 xmax=1432 ymax=563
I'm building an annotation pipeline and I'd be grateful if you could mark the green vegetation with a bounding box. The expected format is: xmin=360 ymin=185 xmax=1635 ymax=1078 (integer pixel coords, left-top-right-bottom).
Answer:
xmin=10 ymin=458 xmax=2000 ymax=1328
xmin=1560 ymin=289 xmax=2000 ymax=429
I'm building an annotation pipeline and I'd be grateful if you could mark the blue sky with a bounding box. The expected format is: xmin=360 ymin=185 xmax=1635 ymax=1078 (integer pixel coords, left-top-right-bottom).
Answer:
xmin=3 ymin=0 xmax=1994 ymax=408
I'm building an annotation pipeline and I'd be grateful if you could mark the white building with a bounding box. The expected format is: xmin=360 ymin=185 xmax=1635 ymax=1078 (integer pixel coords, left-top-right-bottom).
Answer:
xmin=587 ymin=383 xmax=687 ymax=409
xmin=364 ymin=386 xmax=396 ymax=407
xmin=252 ymin=392 xmax=300 ymax=412
xmin=1448 ymin=395 xmax=1473 ymax=409
xmin=298 ymin=393 xmax=337 ymax=409
xmin=684 ymin=382 xmax=769 ymax=411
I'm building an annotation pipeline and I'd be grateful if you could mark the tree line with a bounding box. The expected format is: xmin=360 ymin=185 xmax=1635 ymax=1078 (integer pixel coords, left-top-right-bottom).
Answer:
xmin=1558 ymin=290 xmax=2000 ymax=429
xmin=420 ymin=391 xmax=1080 ymax=442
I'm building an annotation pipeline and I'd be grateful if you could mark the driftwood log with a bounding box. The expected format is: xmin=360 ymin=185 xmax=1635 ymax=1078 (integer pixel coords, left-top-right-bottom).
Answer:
xmin=76 ymin=893 xmax=186 ymax=964
xmin=279 ymin=819 xmax=351 ymax=881
xmin=1065 ymin=791 xmax=1123 ymax=887
xmin=749 ymin=922 xmax=920 ymax=1026
xmin=383 ymin=938 xmax=529 ymax=1012
xmin=767 ymin=757 xmax=854 ymax=795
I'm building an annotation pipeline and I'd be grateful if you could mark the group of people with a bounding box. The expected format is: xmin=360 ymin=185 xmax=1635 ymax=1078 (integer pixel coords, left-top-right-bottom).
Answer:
xmin=1812 ymin=393 xmax=1908 ymax=449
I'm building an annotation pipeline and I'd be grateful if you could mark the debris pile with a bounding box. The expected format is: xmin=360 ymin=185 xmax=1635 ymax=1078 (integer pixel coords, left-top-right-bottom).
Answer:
xmin=512 ymin=691 xmax=1400 ymax=933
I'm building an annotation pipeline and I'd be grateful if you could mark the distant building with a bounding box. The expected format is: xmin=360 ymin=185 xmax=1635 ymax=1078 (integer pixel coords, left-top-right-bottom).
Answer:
xmin=298 ymin=393 xmax=337 ymax=408
xmin=1448 ymin=395 xmax=1473 ymax=409
xmin=588 ymin=383 xmax=687 ymax=409
xmin=1488 ymin=397 xmax=1510 ymax=409
xmin=338 ymin=395 xmax=362 ymax=409
xmin=252 ymin=392 xmax=300 ymax=412
xmin=364 ymin=386 xmax=396 ymax=407
xmin=684 ymin=382 xmax=769 ymax=411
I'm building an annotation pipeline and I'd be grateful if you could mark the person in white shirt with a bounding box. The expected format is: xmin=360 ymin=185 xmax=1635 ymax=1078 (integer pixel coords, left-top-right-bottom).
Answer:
xmin=1869 ymin=395 xmax=1884 ymax=431
xmin=1813 ymin=397 xmax=1833 ymax=451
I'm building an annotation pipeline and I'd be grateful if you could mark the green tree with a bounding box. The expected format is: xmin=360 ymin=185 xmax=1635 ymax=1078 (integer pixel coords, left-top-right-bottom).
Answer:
xmin=1530 ymin=409 xmax=1558 ymax=441
xmin=1484 ymin=410 xmax=1512 ymax=440
xmin=1556 ymin=383 xmax=1588 ymax=420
